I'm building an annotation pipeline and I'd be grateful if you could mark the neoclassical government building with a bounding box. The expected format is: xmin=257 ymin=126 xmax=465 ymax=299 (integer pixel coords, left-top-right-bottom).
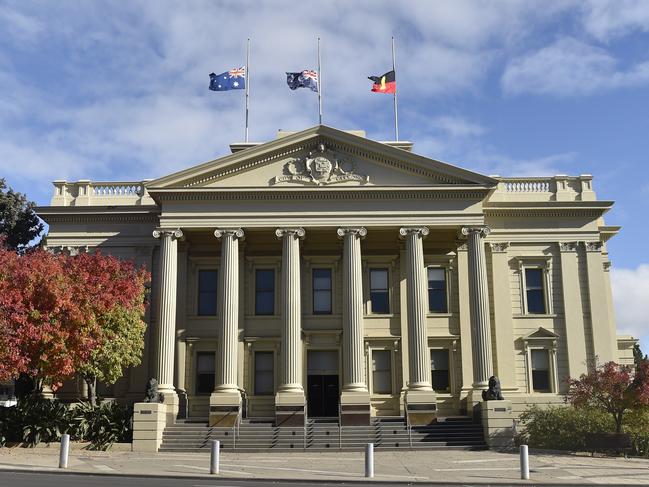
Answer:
xmin=38 ymin=126 xmax=634 ymax=426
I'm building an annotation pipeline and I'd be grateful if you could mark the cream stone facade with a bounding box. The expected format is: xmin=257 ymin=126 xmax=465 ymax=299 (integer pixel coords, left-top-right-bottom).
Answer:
xmin=37 ymin=125 xmax=635 ymax=426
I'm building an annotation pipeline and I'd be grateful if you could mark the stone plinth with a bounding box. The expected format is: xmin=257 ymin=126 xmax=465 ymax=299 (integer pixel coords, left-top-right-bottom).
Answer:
xmin=132 ymin=402 xmax=167 ymax=452
xmin=405 ymin=389 xmax=438 ymax=425
xmin=275 ymin=391 xmax=306 ymax=426
xmin=481 ymin=400 xmax=514 ymax=449
xmin=209 ymin=391 xmax=241 ymax=427
xmin=340 ymin=391 xmax=371 ymax=426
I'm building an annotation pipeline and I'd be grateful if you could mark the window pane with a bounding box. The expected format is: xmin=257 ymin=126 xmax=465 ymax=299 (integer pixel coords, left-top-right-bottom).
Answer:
xmin=198 ymin=270 xmax=218 ymax=316
xmin=372 ymin=350 xmax=391 ymax=394
xmin=428 ymin=268 xmax=448 ymax=313
xmin=256 ymin=269 xmax=275 ymax=315
xmin=313 ymin=269 xmax=331 ymax=290
xmin=525 ymin=268 xmax=543 ymax=289
xmin=255 ymin=352 xmax=274 ymax=395
xmin=531 ymin=350 xmax=550 ymax=392
xmin=196 ymin=352 xmax=215 ymax=394
xmin=527 ymin=290 xmax=546 ymax=314
xmin=370 ymin=291 xmax=390 ymax=314
xmin=370 ymin=269 xmax=388 ymax=290
xmin=431 ymin=349 xmax=450 ymax=392
xmin=314 ymin=290 xmax=331 ymax=314
xmin=531 ymin=350 xmax=549 ymax=370
xmin=428 ymin=268 xmax=445 ymax=283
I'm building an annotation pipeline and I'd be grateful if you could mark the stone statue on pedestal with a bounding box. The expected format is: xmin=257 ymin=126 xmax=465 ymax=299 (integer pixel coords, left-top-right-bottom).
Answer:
xmin=482 ymin=376 xmax=505 ymax=401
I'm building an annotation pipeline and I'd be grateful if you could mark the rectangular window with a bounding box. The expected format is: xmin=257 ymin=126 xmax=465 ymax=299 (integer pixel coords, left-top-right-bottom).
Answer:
xmin=431 ymin=349 xmax=450 ymax=392
xmin=195 ymin=352 xmax=215 ymax=395
xmin=254 ymin=351 xmax=274 ymax=396
xmin=370 ymin=268 xmax=390 ymax=314
xmin=525 ymin=268 xmax=546 ymax=314
xmin=255 ymin=269 xmax=275 ymax=315
xmin=531 ymin=350 xmax=551 ymax=392
xmin=197 ymin=270 xmax=218 ymax=316
xmin=428 ymin=268 xmax=448 ymax=313
xmin=372 ymin=350 xmax=392 ymax=394
xmin=313 ymin=268 xmax=332 ymax=314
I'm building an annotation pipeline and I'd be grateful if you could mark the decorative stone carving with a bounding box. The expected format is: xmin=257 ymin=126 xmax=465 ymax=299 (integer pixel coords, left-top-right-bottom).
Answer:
xmin=584 ymin=241 xmax=603 ymax=252
xmin=461 ymin=226 xmax=491 ymax=238
xmin=398 ymin=226 xmax=430 ymax=239
xmin=336 ymin=227 xmax=367 ymax=239
xmin=489 ymin=242 xmax=509 ymax=252
xmin=273 ymin=143 xmax=369 ymax=185
xmin=559 ymin=242 xmax=578 ymax=252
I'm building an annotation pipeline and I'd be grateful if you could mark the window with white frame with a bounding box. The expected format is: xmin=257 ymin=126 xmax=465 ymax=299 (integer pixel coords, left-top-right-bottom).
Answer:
xmin=197 ymin=269 xmax=218 ymax=316
xmin=430 ymin=349 xmax=450 ymax=392
xmin=531 ymin=349 xmax=551 ymax=392
xmin=254 ymin=351 xmax=274 ymax=395
xmin=522 ymin=327 xmax=559 ymax=394
xmin=427 ymin=267 xmax=448 ymax=313
xmin=255 ymin=269 xmax=275 ymax=315
xmin=371 ymin=350 xmax=392 ymax=394
xmin=518 ymin=258 xmax=552 ymax=315
xmin=312 ymin=268 xmax=332 ymax=314
xmin=369 ymin=268 xmax=390 ymax=314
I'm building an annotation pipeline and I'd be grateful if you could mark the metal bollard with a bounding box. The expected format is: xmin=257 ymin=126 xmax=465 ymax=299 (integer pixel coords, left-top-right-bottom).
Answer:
xmin=365 ymin=443 xmax=374 ymax=478
xmin=210 ymin=440 xmax=220 ymax=474
xmin=520 ymin=444 xmax=530 ymax=480
xmin=59 ymin=434 xmax=70 ymax=469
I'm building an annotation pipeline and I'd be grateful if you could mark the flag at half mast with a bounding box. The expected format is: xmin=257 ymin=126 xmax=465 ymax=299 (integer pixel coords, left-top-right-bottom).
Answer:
xmin=209 ymin=67 xmax=246 ymax=91
xmin=368 ymin=70 xmax=396 ymax=94
xmin=286 ymin=70 xmax=319 ymax=92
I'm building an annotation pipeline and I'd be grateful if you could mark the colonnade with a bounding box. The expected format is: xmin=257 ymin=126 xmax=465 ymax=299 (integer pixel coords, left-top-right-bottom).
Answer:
xmin=152 ymin=225 xmax=493 ymax=423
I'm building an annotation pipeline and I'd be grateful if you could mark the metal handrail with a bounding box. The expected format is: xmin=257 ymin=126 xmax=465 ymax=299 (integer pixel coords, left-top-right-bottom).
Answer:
xmin=404 ymin=396 xmax=412 ymax=448
xmin=338 ymin=402 xmax=342 ymax=449
xmin=303 ymin=403 xmax=308 ymax=450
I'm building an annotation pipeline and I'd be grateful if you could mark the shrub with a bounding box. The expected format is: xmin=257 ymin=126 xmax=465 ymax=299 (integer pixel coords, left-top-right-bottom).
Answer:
xmin=0 ymin=397 xmax=132 ymax=450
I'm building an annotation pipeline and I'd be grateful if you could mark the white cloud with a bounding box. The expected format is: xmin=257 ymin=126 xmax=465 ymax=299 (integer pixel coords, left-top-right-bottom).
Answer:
xmin=611 ymin=264 xmax=649 ymax=343
xmin=581 ymin=0 xmax=649 ymax=41
xmin=502 ymin=37 xmax=649 ymax=96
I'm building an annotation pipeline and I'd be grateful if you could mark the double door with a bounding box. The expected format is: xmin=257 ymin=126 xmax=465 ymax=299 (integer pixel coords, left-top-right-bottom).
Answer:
xmin=306 ymin=350 xmax=339 ymax=418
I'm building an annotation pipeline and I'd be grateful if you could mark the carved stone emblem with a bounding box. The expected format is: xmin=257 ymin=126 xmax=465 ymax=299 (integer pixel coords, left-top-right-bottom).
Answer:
xmin=272 ymin=143 xmax=369 ymax=186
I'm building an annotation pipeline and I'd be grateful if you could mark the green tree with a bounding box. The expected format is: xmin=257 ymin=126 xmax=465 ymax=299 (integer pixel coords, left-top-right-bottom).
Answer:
xmin=634 ymin=344 xmax=648 ymax=367
xmin=0 ymin=179 xmax=43 ymax=251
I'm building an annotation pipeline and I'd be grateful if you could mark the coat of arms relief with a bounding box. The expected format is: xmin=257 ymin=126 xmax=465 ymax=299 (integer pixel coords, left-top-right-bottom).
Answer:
xmin=272 ymin=143 xmax=369 ymax=185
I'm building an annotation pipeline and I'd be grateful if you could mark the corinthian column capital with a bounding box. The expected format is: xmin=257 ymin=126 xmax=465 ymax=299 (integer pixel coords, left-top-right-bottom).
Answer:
xmin=153 ymin=228 xmax=183 ymax=240
xmin=214 ymin=228 xmax=245 ymax=240
xmin=399 ymin=226 xmax=429 ymax=239
xmin=461 ymin=225 xmax=490 ymax=238
xmin=336 ymin=227 xmax=367 ymax=239
xmin=275 ymin=227 xmax=306 ymax=239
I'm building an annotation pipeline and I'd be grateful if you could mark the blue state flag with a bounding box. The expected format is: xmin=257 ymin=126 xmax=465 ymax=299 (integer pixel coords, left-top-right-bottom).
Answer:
xmin=286 ymin=70 xmax=319 ymax=92
xmin=209 ymin=67 xmax=246 ymax=91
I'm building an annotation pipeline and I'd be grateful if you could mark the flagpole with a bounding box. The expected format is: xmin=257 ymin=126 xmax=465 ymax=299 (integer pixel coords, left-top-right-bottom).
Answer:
xmin=392 ymin=36 xmax=399 ymax=141
xmin=245 ymin=38 xmax=250 ymax=142
xmin=317 ymin=36 xmax=323 ymax=125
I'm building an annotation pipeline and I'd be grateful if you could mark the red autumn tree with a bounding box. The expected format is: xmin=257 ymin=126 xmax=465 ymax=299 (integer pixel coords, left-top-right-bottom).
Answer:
xmin=68 ymin=252 xmax=149 ymax=405
xmin=0 ymin=246 xmax=99 ymax=392
xmin=566 ymin=361 xmax=649 ymax=434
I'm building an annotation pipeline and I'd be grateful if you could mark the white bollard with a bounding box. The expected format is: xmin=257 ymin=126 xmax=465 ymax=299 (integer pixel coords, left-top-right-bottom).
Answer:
xmin=520 ymin=444 xmax=530 ymax=480
xmin=365 ymin=443 xmax=374 ymax=478
xmin=210 ymin=440 xmax=220 ymax=474
xmin=59 ymin=434 xmax=70 ymax=469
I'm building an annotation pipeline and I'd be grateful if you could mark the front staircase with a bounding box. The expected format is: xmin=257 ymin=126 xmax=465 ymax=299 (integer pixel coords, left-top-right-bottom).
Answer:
xmin=159 ymin=416 xmax=487 ymax=452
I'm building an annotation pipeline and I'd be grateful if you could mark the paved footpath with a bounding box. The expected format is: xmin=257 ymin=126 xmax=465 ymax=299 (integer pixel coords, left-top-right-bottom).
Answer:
xmin=1 ymin=447 xmax=648 ymax=485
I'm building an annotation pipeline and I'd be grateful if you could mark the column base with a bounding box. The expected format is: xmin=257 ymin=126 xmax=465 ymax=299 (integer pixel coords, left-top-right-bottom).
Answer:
xmin=405 ymin=389 xmax=437 ymax=425
xmin=209 ymin=390 xmax=241 ymax=427
xmin=481 ymin=400 xmax=514 ymax=450
xmin=340 ymin=390 xmax=371 ymax=426
xmin=466 ymin=387 xmax=485 ymax=418
xmin=159 ymin=389 xmax=179 ymax=425
xmin=275 ymin=391 xmax=305 ymax=426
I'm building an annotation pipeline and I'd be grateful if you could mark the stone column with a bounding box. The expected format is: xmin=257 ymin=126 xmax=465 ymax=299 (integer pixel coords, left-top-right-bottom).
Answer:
xmin=210 ymin=228 xmax=244 ymax=427
xmin=275 ymin=228 xmax=306 ymax=426
xmin=152 ymin=228 xmax=183 ymax=422
xmin=337 ymin=227 xmax=370 ymax=425
xmin=461 ymin=226 xmax=493 ymax=405
xmin=400 ymin=227 xmax=437 ymax=424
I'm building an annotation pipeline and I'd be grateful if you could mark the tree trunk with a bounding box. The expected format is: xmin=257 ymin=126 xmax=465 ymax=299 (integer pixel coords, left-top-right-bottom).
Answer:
xmin=615 ymin=413 xmax=623 ymax=434
xmin=85 ymin=376 xmax=97 ymax=406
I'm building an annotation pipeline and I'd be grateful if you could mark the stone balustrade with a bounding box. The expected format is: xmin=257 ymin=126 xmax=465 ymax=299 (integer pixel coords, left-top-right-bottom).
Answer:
xmin=50 ymin=180 xmax=154 ymax=206
xmin=489 ymin=175 xmax=596 ymax=202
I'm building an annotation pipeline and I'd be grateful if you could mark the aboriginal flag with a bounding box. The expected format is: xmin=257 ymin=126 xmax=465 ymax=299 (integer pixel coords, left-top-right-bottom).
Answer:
xmin=368 ymin=70 xmax=396 ymax=94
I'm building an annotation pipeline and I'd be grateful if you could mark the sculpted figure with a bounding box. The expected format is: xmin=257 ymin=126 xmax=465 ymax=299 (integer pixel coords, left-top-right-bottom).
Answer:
xmin=144 ymin=378 xmax=163 ymax=403
xmin=482 ymin=376 xmax=505 ymax=401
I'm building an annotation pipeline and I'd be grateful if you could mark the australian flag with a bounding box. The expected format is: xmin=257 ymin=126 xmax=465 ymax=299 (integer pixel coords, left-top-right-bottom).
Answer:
xmin=209 ymin=67 xmax=246 ymax=91
xmin=286 ymin=70 xmax=319 ymax=92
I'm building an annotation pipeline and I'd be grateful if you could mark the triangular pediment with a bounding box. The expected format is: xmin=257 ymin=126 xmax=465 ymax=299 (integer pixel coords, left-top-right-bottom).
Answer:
xmin=147 ymin=125 xmax=496 ymax=190
xmin=524 ymin=327 xmax=560 ymax=340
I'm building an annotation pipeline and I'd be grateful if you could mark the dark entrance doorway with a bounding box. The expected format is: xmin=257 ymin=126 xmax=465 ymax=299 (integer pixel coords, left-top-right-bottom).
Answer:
xmin=307 ymin=350 xmax=339 ymax=417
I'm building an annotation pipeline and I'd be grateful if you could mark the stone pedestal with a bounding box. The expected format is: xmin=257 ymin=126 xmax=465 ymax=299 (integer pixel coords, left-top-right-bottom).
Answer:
xmin=209 ymin=391 xmax=241 ymax=427
xmin=405 ymin=389 xmax=438 ymax=425
xmin=481 ymin=400 xmax=514 ymax=449
xmin=340 ymin=391 xmax=371 ymax=426
xmin=275 ymin=391 xmax=306 ymax=426
xmin=159 ymin=390 xmax=179 ymax=425
xmin=132 ymin=402 xmax=167 ymax=452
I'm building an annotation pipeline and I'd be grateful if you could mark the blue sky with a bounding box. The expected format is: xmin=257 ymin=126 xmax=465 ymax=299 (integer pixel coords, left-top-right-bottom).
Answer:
xmin=0 ymin=1 xmax=647 ymax=352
